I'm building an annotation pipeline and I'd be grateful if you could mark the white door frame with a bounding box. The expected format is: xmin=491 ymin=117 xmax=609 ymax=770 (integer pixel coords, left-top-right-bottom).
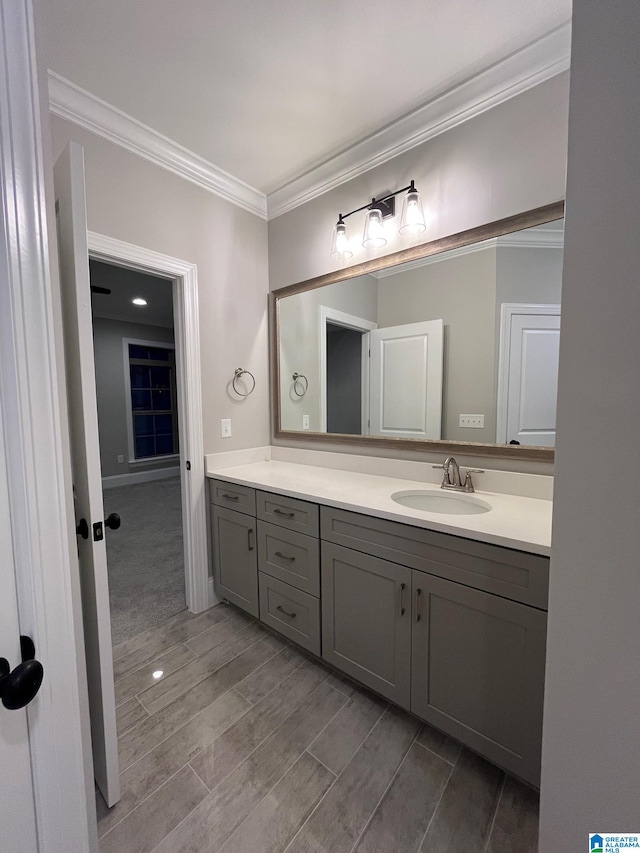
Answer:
xmin=0 ymin=1 xmax=94 ymax=849
xmin=496 ymin=302 xmax=561 ymax=444
xmin=319 ymin=306 xmax=377 ymax=434
xmin=88 ymin=233 xmax=209 ymax=613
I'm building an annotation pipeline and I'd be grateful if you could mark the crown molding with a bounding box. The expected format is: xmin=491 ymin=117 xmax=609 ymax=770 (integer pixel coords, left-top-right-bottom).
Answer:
xmin=373 ymin=227 xmax=563 ymax=277
xmin=498 ymin=227 xmax=564 ymax=249
xmin=48 ymin=71 xmax=267 ymax=219
xmin=373 ymin=240 xmax=496 ymax=277
xmin=267 ymin=22 xmax=571 ymax=220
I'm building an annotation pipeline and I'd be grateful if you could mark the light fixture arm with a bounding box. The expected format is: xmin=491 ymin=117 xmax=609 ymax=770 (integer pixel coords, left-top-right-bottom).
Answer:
xmin=336 ymin=180 xmax=418 ymax=225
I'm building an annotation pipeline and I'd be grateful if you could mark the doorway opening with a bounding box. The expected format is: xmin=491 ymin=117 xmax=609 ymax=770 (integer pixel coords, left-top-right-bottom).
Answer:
xmin=326 ymin=323 xmax=366 ymax=434
xmin=88 ymin=231 xmax=209 ymax=624
xmin=90 ymin=260 xmax=185 ymax=644
xmin=319 ymin=306 xmax=377 ymax=434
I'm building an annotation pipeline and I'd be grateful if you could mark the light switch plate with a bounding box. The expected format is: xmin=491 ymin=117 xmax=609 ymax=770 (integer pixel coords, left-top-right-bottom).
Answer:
xmin=459 ymin=414 xmax=485 ymax=428
xmin=302 ymin=414 xmax=310 ymax=429
xmin=117 ymin=454 xmax=124 ymax=464
xmin=221 ymin=418 xmax=232 ymax=438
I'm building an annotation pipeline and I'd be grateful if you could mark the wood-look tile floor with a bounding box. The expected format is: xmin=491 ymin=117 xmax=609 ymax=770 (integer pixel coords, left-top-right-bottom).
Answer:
xmin=98 ymin=603 xmax=539 ymax=853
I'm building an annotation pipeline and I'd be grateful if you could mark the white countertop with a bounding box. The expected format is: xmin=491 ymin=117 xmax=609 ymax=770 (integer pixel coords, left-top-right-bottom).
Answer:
xmin=205 ymin=458 xmax=552 ymax=556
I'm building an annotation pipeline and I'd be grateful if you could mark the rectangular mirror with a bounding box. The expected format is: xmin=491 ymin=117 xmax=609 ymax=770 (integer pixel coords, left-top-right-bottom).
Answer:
xmin=272 ymin=202 xmax=564 ymax=461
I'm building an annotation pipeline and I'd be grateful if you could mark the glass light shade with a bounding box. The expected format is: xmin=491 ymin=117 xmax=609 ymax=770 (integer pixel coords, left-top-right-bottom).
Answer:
xmin=362 ymin=208 xmax=387 ymax=248
xmin=330 ymin=220 xmax=353 ymax=259
xmin=399 ymin=188 xmax=427 ymax=235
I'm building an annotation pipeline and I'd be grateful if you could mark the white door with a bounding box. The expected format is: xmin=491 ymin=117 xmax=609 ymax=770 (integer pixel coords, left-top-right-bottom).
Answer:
xmin=54 ymin=142 xmax=120 ymax=806
xmin=497 ymin=304 xmax=561 ymax=447
xmin=369 ymin=320 xmax=444 ymax=439
xmin=0 ymin=405 xmax=39 ymax=852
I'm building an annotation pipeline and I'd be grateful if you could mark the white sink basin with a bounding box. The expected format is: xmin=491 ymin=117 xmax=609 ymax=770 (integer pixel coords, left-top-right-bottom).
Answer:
xmin=391 ymin=490 xmax=491 ymax=515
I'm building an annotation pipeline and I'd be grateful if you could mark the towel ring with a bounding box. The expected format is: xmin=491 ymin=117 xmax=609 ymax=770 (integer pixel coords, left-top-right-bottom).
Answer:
xmin=292 ymin=372 xmax=308 ymax=397
xmin=232 ymin=368 xmax=256 ymax=397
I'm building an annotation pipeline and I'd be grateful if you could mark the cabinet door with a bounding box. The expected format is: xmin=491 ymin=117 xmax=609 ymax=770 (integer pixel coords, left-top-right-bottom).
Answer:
xmin=322 ymin=542 xmax=411 ymax=708
xmin=411 ymin=571 xmax=546 ymax=786
xmin=211 ymin=505 xmax=258 ymax=617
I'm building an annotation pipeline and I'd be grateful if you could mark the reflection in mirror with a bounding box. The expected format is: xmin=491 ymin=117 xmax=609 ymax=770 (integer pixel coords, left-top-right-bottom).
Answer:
xmin=278 ymin=215 xmax=563 ymax=449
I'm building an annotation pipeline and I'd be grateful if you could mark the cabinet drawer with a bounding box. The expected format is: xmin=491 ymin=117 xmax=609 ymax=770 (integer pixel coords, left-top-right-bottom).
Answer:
xmin=257 ymin=491 xmax=319 ymax=537
xmin=257 ymin=521 xmax=320 ymax=596
xmin=211 ymin=480 xmax=256 ymax=516
xmin=258 ymin=573 xmax=320 ymax=655
xmin=321 ymin=506 xmax=548 ymax=609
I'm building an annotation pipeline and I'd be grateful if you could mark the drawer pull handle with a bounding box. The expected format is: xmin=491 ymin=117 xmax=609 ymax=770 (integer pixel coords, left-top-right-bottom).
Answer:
xmin=274 ymin=551 xmax=296 ymax=562
xmin=415 ymin=588 xmax=422 ymax=622
xmin=247 ymin=528 xmax=254 ymax=551
xmin=276 ymin=604 xmax=296 ymax=618
xmin=399 ymin=582 xmax=406 ymax=617
xmin=222 ymin=493 xmax=239 ymax=501
xmin=273 ymin=508 xmax=295 ymax=518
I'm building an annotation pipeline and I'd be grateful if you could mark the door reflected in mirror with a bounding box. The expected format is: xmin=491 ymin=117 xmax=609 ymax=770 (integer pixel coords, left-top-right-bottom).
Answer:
xmin=275 ymin=206 xmax=563 ymax=454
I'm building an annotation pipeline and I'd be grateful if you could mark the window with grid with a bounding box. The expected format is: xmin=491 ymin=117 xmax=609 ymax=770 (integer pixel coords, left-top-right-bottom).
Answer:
xmin=128 ymin=343 xmax=179 ymax=459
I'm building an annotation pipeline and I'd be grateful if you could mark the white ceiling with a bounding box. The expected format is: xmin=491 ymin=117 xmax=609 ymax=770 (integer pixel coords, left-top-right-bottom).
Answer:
xmin=38 ymin=0 xmax=571 ymax=197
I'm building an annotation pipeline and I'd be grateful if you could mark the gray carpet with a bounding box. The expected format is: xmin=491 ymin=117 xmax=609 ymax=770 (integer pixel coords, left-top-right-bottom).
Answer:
xmin=103 ymin=476 xmax=186 ymax=645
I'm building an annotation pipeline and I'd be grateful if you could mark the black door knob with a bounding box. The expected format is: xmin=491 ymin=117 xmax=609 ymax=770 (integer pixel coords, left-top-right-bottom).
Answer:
xmin=105 ymin=512 xmax=121 ymax=530
xmin=0 ymin=644 xmax=44 ymax=711
xmin=76 ymin=517 xmax=89 ymax=539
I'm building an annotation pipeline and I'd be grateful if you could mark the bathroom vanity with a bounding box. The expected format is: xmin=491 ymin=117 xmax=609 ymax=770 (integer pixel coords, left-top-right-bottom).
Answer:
xmin=207 ymin=458 xmax=551 ymax=787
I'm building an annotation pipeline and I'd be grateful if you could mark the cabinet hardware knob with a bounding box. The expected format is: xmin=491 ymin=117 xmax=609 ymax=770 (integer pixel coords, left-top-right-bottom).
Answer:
xmin=399 ymin=582 xmax=406 ymax=616
xmin=276 ymin=604 xmax=296 ymax=618
xmin=274 ymin=551 xmax=296 ymax=562
xmin=273 ymin=508 xmax=294 ymax=518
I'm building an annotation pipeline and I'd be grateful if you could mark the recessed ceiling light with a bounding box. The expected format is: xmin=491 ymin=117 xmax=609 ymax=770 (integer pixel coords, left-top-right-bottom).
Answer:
xmin=132 ymin=297 xmax=147 ymax=306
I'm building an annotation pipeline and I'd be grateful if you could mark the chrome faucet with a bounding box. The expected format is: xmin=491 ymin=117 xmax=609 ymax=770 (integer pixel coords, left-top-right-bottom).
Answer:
xmin=433 ymin=456 xmax=484 ymax=493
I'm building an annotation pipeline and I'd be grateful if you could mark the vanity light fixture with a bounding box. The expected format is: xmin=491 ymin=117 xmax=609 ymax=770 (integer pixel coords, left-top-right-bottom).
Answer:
xmin=132 ymin=297 xmax=147 ymax=306
xmin=331 ymin=179 xmax=426 ymax=258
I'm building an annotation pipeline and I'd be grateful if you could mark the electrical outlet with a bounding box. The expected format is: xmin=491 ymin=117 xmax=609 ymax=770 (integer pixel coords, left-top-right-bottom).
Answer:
xmin=221 ymin=418 xmax=232 ymax=438
xmin=302 ymin=414 xmax=310 ymax=429
xmin=459 ymin=414 xmax=485 ymax=428
xmin=117 ymin=454 xmax=124 ymax=464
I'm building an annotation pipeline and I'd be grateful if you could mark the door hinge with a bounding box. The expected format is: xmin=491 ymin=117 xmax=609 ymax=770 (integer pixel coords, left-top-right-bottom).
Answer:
xmin=186 ymin=460 xmax=191 ymax=470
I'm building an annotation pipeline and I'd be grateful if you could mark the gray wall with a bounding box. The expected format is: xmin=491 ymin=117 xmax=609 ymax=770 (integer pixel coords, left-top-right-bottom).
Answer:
xmin=540 ymin=2 xmax=640 ymax=847
xmin=50 ymin=116 xmax=270 ymax=455
xmin=279 ymin=275 xmax=378 ymax=430
xmin=269 ymin=72 xmax=569 ymax=472
xmin=93 ymin=318 xmax=175 ymax=477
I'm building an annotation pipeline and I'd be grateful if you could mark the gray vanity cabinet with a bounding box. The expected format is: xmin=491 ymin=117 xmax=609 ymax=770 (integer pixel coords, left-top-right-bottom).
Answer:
xmin=411 ymin=571 xmax=547 ymax=785
xmin=209 ymin=480 xmax=549 ymax=786
xmin=211 ymin=504 xmax=259 ymax=617
xmin=321 ymin=542 xmax=412 ymax=708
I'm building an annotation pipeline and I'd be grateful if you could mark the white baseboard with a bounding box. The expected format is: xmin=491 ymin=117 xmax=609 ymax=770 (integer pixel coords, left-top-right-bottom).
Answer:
xmin=102 ymin=466 xmax=180 ymax=489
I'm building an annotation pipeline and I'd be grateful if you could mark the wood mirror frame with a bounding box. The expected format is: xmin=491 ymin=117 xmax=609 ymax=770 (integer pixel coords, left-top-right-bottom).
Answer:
xmin=271 ymin=200 xmax=564 ymax=462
